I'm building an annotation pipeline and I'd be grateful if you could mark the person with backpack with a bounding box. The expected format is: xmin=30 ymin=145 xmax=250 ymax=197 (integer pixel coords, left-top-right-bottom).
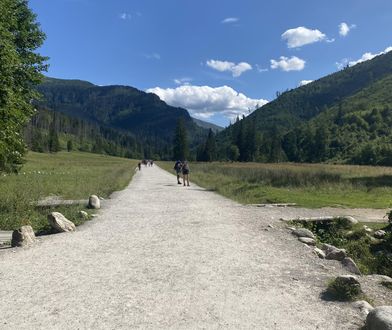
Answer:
xmin=174 ymin=160 xmax=182 ymax=184
xmin=182 ymin=161 xmax=190 ymax=187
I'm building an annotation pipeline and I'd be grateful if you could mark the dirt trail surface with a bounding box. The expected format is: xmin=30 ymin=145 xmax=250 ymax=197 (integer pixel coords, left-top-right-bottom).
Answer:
xmin=0 ymin=166 xmax=364 ymax=329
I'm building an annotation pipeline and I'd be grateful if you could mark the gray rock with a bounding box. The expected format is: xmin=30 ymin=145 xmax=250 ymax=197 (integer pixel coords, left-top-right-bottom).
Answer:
xmin=342 ymin=257 xmax=361 ymax=275
xmin=374 ymin=230 xmax=387 ymax=239
xmin=298 ymin=237 xmax=316 ymax=245
xmin=366 ymin=306 xmax=392 ymax=330
xmin=292 ymin=228 xmax=315 ymax=239
xmin=11 ymin=226 xmax=36 ymax=247
xmin=322 ymin=243 xmax=347 ymax=261
xmin=343 ymin=216 xmax=358 ymax=225
xmin=363 ymin=225 xmax=373 ymax=233
xmin=47 ymin=212 xmax=76 ymax=233
xmin=336 ymin=275 xmax=361 ymax=286
xmin=352 ymin=300 xmax=373 ymax=317
xmin=314 ymin=247 xmax=326 ymax=259
xmin=79 ymin=210 xmax=89 ymax=219
xmin=88 ymin=195 xmax=100 ymax=209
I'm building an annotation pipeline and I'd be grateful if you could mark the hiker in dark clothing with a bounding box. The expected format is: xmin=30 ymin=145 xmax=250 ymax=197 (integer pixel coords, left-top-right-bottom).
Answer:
xmin=174 ymin=160 xmax=182 ymax=184
xmin=182 ymin=161 xmax=190 ymax=187
xmin=138 ymin=162 xmax=141 ymax=171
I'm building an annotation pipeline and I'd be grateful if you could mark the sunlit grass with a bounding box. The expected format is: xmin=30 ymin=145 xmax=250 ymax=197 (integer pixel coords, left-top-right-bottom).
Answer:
xmin=0 ymin=151 xmax=137 ymax=231
xmin=158 ymin=161 xmax=392 ymax=208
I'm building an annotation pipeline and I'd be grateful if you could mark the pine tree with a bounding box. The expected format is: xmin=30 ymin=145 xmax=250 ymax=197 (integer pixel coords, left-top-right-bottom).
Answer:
xmin=172 ymin=118 xmax=189 ymax=160
xmin=203 ymin=129 xmax=216 ymax=161
xmin=67 ymin=140 xmax=73 ymax=152
xmin=48 ymin=128 xmax=60 ymax=153
xmin=0 ymin=0 xmax=48 ymax=172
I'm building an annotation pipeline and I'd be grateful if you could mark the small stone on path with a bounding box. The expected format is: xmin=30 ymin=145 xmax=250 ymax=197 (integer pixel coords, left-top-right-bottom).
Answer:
xmin=292 ymin=228 xmax=315 ymax=239
xmin=298 ymin=237 xmax=316 ymax=245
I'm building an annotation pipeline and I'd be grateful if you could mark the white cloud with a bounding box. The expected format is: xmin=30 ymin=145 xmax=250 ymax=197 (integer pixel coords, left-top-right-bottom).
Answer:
xmin=119 ymin=13 xmax=131 ymax=20
xmin=145 ymin=53 xmax=161 ymax=60
xmin=299 ymin=80 xmax=313 ymax=87
xmin=336 ymin=46 xmax=392 ymax=69
xmin=270 ymin=56 xmax=305 ymax=71
xmin=146 ymin=85 xmax=268 ymax=121
xmin=221 ymin=17 xmax=239 ymax=24
xmin=174 ymin=78 xmax=192 ymax=85
xmin=206 ymin=59 xmax=252 ymax=77
xmin=339 ymin=22 xmax=356 ymax=37
xmin=282 ymin=26 xmax=326 ymax=48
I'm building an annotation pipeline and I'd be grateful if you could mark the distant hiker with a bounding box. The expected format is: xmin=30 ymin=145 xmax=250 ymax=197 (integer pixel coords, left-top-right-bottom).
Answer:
xmin=182 ymin=161 xmax=190 ymax=187
xmin=174 ymin=160 xmax=182 ymax=184
xmin=138 ymin=162 xmax=141 ymax=171
xmin=151 ymin=160 xmax=154 ymax=166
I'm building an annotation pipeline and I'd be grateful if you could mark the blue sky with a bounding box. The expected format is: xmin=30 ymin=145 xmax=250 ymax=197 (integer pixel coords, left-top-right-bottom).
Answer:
xmin=29 ymin=0 xmax=392 ymax=127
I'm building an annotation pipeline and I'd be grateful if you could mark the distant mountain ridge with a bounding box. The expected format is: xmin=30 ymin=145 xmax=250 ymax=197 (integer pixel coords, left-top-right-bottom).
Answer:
xmin=218 ymin=50 xmax=392 ymax=164
xmin=32 ymin=77 xmax=209 ymax=159
xmin=192 ymin=118 xmax=224 ymax=133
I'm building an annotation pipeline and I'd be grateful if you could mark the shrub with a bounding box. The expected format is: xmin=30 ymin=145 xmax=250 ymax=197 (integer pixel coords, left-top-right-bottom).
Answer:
xmin=327 ymin=277 xmax=362 ymax=301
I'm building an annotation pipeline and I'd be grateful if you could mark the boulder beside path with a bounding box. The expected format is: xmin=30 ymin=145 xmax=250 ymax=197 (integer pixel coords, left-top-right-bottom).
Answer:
xmin=366 ymin=306 xmax=392 ymax=330
xmin=47 ymin=212 xmax=76 ymax=233
xmin=11 ymin=226 xmax=36 ymax=247
xmin=88 ymin=195 xmax=100 ymax=209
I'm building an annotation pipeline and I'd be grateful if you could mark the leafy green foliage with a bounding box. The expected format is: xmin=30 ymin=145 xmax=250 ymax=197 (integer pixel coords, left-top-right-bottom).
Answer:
xmin=302 ymin=218 xmax=391 ymax=276
xmin=197 ymin=129 xmax=217 ymax=161
xmin=0 ymin=0 xmax=48 ymax=172
xmin=327 ymin=277 xmax=362 ymax=301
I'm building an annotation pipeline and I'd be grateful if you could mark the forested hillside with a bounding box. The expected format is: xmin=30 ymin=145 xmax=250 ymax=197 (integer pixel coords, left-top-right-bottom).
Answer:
xmin=218 ymin=50 xmax=392 ymax=165
xmin=29 ymin=78 xmax=208 ymax=159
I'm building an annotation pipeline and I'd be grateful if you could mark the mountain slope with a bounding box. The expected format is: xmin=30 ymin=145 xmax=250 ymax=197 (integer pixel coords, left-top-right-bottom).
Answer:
xmin=192 ymin=118 xmax=224 ymax=133
xmin=34 ymin=77 xmax=208 ymax=159
xmin=218 ymin=50 xmax=392 ymax=164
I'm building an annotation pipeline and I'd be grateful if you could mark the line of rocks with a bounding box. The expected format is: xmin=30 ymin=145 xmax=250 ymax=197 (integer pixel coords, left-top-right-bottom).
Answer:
xmin=11 ymin=195 xmax=100 ymax=248
xmin=339 ymin=276 xmax=392 ymax=330
xmin=289 ymin=222 xmax=392 ymax=329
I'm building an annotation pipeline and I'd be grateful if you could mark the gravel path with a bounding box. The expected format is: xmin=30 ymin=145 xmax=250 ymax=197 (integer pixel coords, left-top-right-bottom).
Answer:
xmin=0 ymin=166 xmax=363 ymax=329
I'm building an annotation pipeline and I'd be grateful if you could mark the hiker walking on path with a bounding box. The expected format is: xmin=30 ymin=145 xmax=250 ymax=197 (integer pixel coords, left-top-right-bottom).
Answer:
xmin=174 ymin=160 xmax=182 ymax=184
xmin=182 ymin=161 xmax=190 ymax=186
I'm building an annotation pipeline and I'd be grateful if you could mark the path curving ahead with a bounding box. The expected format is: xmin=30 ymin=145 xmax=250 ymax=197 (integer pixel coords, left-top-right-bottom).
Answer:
xmin=0 ymin=166 xmax=362 ymax=329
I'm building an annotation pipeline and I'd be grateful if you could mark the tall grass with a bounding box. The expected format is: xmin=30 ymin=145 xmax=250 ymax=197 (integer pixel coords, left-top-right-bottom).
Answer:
xmin=159 ymin=161 xmax=392 ymax=208
xmin=0 ymin=151 xmax=137 ymax=231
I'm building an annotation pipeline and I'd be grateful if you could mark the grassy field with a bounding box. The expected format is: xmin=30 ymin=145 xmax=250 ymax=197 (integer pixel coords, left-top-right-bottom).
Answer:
xmin=0 ymin=151 xmax=137 ymax=232
xmin=158 ymin=161 xmax=392 ymax=208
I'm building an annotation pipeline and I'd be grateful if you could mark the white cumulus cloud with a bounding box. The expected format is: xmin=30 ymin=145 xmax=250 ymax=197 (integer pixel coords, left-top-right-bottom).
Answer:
xmin=339 ymin=22 xmax=356 ymax=37
xmin=337 ymin=46 xmax=392 ymax=69
xmin=206 ymin=59 xmax=252 ymax=77
xmin=270 ymin=56 xmax=305 ymax=72
xmin=221 ymin=17 xmax=239 ymax=24
xmin=119 ymin=13 xmax=131 ymax=20
xmin=299 ymin=80 xmax=313 ymax=87
xmin=174 ymin=78 xmax=193 ymax=85
xmin=282 ymin=26 xmax=326 ymax=48
xmin=146 ymin=85 xmax=268 ymax=121
xmin=144 ymin=53 xmax=161 ymax=60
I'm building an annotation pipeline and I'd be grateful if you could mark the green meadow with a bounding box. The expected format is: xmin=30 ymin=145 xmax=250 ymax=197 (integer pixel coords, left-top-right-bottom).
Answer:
xmin=0 ymin=152 xmax=137 ymax=232
xmin=159 ymin=161 xmax=392 ymax=208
